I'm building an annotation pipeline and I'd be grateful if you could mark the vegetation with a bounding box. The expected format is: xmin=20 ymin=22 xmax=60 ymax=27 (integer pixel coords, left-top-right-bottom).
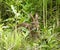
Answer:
xmin=0 ymin=0 xmax=60 ymax=50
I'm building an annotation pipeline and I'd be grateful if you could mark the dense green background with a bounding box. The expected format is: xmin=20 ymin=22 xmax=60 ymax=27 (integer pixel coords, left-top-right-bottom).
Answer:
xmin=0 ymin=0 xmax=60 ymax=50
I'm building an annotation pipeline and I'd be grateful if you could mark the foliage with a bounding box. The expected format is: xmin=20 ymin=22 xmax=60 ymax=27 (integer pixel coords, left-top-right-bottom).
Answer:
xmin=0 ymin=0 xmax=60 ymax=50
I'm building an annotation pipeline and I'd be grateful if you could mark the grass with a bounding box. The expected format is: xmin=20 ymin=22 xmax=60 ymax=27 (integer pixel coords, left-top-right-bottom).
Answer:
xmin=0 ymin=0 xmax=60 ymax=50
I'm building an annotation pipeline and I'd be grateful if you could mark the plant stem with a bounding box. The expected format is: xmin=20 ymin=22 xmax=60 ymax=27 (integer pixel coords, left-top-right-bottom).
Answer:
xmin=56 ymin=0 xmax=59 ymax=28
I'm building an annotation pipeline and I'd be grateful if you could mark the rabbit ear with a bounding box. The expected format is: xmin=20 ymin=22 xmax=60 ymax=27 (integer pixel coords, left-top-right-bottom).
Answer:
xmin=30 ymin=13 xmax=35 ymax=21
xmin=35 ymin=13 xmax=38 ymax=20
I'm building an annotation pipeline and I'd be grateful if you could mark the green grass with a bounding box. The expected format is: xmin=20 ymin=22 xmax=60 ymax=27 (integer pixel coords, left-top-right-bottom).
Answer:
xmin=0 ymin=0 xmax=60 ymax=50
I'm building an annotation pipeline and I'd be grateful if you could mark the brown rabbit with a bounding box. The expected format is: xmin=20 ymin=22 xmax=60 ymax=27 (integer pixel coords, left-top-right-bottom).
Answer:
xmin=30 ymin=13 xmax=40 ymax=39
xmin=16 ymin=13 xmax=40 ymax=39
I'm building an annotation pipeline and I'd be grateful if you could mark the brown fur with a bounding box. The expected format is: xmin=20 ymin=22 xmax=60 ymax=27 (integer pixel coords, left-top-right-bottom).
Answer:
xmin=16 ymin=13 xmax=40 ymax=38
